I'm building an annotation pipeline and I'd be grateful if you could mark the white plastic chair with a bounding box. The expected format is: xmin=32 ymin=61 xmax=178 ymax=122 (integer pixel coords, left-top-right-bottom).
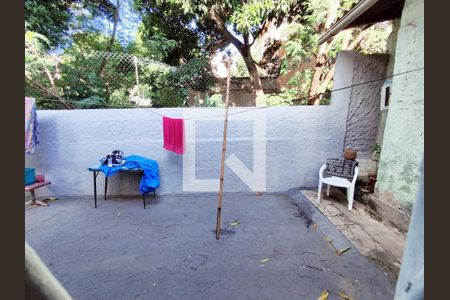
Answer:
xmin=317 ymin=164 xmax=359 ymax=210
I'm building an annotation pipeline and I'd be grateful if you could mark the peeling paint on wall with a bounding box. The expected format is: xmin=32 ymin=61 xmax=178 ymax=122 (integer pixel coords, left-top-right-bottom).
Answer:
xmin=376 ymin=0 xmax=424 ymax=208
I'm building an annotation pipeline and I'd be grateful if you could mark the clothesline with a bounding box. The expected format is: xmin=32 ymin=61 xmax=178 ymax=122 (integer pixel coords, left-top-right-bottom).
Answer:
xmin=145 ymin=67 xmax=424 ymax=120
xmin=31 ymin=66 xmax=424 ymax=120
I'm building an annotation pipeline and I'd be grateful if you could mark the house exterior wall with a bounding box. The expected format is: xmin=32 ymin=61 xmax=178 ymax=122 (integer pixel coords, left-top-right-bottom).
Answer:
xmin=343 ymin=52 xmax=389 ymax=159
xmin=26 ymin=98 xmax=349 ymax=197
xmin=187 ymin=77 xmax=280 ymax=107
xmin=376 ymin=0 xmax=424 ymax=210
xmin=376 ymin=19 xmax=401 ymax=146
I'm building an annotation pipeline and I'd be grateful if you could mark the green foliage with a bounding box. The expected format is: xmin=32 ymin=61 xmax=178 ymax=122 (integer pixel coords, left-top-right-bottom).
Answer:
xmin=68 ymin=31 xmax=125 ymax=53
xmin=130 ymin=84 xmax=153 ymax=99
xmin=134 ymin=0 xmax=210 ymax=65
xmin=358 ymin=23 xmax=390 ymax=54
xmin=25 ymin=0 xmax=72 ymax=47
xmin=230 ymin=0 xmax=299 ymax=34
xmin=372 ymin=143 xmax=382 ymax=161
xmin=26 ymin=0 xmax=392 ymax=109
xmin=126 ymin=24 xmax=177 ymax=60
xmin=260 ymin=92 xmax=294 ymax=107
xmin=170 ymin=57 xmax=215 ymax=91
xmin=318 ymin=97 xmax=330 ymax=105
xmin=74 ymin=95 xmax=107 ymax=109
xmin=137 ymin=0 xmax=306 ymax=93
xmin=283 ymin=23 xmax=317 ymax=65
xmin=290 ymin=69 xmax=313 ymax=96
xmin=25 ymin=0 xmax=116 ymax=49
xmin=109 ymin=88 xmax=131 ymax=107
xmin=25 ymin=30 xmax=52 ymax=80
xmin=281 ymin=0 xmax=389 ymax=103
xmin=137 ymin=63 xmax=186 ymax=107
xmin=203 ymin=94 xmax=224 ymax=107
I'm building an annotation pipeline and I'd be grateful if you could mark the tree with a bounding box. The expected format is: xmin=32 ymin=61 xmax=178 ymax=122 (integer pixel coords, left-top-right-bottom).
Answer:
xmin=97 ymin=0 xmax=121 ymax=75
xmin=25 ymin=30 xmax=74 ymax=108
xmin=25 ymin=0 xmax=117 ymax=49
xmin=135 ymin=0 xmax=306 ymax=106
xmin=282 ymin=0 xmax=391 ymax=104
xmin=25 ymin=0 xmax=73 ymax=48
xmin=133 ymin=0 xmax=217 ymax=65
xmin=126 ymin=24 xmax=177 ymax=60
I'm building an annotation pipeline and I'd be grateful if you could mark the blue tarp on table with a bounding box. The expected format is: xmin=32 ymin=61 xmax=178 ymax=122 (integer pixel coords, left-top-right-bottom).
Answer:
xmin=98 ymin=155 xmax=160 ymax=194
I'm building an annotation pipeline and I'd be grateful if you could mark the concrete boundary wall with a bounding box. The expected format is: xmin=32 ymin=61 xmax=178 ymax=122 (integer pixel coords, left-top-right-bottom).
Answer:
xmin=26 ymin=51 xmax=382 ymax=198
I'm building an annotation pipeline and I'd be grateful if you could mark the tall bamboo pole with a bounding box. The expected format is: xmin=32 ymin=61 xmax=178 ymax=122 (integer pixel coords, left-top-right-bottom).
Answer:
xmin=216 ymin=57 xmax=232 ymax=240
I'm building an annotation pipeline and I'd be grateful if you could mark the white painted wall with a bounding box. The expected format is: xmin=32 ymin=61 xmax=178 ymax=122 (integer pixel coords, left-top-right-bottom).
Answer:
xmin=343 ymin=52 xmax=389 ymax=159
xmin=26 ymin=104 xmax=349 ymax=197
xmin=337 ymin=51 xmax=389 ymax=175
xmin=25 ymin=50 xmax=387 ymax=198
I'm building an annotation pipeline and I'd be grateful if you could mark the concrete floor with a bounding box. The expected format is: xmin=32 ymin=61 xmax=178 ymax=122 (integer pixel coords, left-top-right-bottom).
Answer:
xmin=25 ymin=191 xmax=395 ymax=300
xmin=302 ymin=189 xmax=406 ymax=279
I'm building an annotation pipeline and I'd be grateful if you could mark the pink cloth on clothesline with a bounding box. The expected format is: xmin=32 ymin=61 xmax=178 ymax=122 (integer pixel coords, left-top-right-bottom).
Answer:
xmin=163 ymin=116 xmax=185 ymax=154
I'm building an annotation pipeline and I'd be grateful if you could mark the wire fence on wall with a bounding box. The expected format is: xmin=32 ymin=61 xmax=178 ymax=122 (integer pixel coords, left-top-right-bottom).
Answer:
xmin=26 ymin=51 xmax=227 ymax=109
xmin=25 ymin=49 xmax=424 ymax=111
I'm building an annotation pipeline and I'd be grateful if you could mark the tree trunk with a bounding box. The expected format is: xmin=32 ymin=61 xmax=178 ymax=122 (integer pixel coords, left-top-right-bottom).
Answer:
xmin=308 ymin=62 xmax=324 ymax=104
xmin=209 ymin=8 xmax=265 ymax=106
xmin=308 ymin=25 xmax=371 ymax=105
xmin=307 ymin=0 xmax=339 ymax=105
xmin=318 ymin=64 xmax=335 ymax=93
xmin=97 ymin=0 xmax=120 ymax=76
xmin=241 ymin=46 xmax=265 ymax=106
xmin=307 ymin=45 xmax=327 ymax=105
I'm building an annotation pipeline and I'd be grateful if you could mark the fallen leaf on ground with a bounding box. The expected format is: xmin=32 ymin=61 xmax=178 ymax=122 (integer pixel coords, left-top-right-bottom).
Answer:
xmin=228 ymin=220 xmax=240 ymax=226
xmin=317 ymin=290 xmax=329 ymax=300
xmin=337 ymin=291 xmax=353 ymax=300
xmin=258 ymin=258 xmax=270 ymax=264
xmin=337 ymin=246 xmax=351 ymax=256
xmin=324 ymin=236 xmax=333 ymax=243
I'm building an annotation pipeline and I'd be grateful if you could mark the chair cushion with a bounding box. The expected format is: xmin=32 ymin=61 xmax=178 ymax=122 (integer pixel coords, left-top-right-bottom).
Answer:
xmin=323 ymin=158 xmax=358 ymax=181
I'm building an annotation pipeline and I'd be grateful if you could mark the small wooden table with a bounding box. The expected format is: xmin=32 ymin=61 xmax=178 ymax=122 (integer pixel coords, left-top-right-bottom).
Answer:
xmin=88 ymin=166 xmax=156 ymax=209
xmin=25 ymin=181 xmax=52 ymax=207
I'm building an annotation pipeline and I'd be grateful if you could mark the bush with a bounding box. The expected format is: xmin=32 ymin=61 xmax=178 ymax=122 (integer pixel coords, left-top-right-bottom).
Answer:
xmin=170 ymin=56 xmax=215 ymax=92
xmin=129 ymin=84 xmax=153 ymax=107
xmin=74 ymin=96 xmax=107 ymax=109
xmin=151 ymin=87 xmax=187 ymax=107
xmin=109 ymin=88 xmax=131 ymax=108
xmin=319 ymin=97 xmax=330 ymax=105
xmin=202 ymin=94 xmax=224 ymax=107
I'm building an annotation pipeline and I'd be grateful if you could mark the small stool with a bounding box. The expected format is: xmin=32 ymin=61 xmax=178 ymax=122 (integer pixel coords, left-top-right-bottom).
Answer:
xmin=25 ymin=181 xmax=52 ymax=207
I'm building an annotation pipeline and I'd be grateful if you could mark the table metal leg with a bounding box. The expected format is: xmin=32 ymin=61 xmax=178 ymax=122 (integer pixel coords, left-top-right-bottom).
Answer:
xmin=143 ymin=193 xmax=146 ymax=209
xmin=93 ymin=171 xmax=98 ymax=208
xmin=104 ymin=176 xmax=108 ymax=200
